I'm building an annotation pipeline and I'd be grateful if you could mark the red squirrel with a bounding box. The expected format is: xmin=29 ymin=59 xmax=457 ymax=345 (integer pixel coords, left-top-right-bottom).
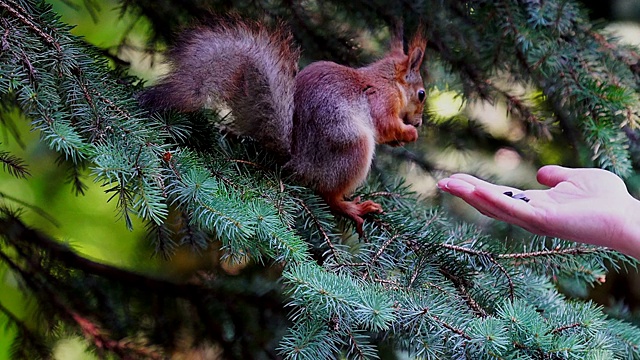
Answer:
xmin=140 ymin=18 xmax=427 ymax=235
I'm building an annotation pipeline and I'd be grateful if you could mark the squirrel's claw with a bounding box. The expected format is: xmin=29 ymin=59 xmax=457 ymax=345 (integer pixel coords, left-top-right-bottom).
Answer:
xmin=353 ymin=197 xmax=383 ymax=215
xmin=326 ymin=195 xmax=383 ymax=236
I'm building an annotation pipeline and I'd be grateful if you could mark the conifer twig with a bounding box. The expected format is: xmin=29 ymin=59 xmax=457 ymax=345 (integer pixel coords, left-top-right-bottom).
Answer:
xmin=367 ymin=191 xmax=403 ymax=198
xmin=0 ymin=0 xmax=61 ymax=53
xmin=346 ymin=330 xmax=366 ymax=359
xmin=550 ymin=322 xmax=583 ymax=334
xmin=588 ymin=30 xmax=640 ymax=71
xmin=439 ymin=266 xmax=489 ymax=318
xmin=501 ymin=2 xmax=583 ymax=157
xmin=373 ymin=277 xmax=401 ymax=289
xmin=378 ymin=145 xmax=439 ymax=174
xmin=0 ymin=301 xmax=49 ymax=357
xmin=361 ymin=233 xmax=401 ymax=280
xmin=440 ymin=243 xmax=514 ymax=300
xmin=229 ymin=158 xmax=268 ymax=170
xmin=496 ymin=247 xmax=600 ymax=259
xmin=0 ymin=192 xmax=59 ymax=227
xmin=0 ymin=212 xmax=202 ymax=299
xmin=371 ymin=234 xmax=401 ymax=264
xmin=229 ymin=158 xmax=285 ymax=192
xmin=71 ymin=311 xmax=163 ymax=359
xmin=416 ymin=307 xmax=471 ymax=340
xmin=0 ymin=246 xmax=163 ymax=359
xmin=297 ymin=198 xmax=339 ymax=260
xmin=0 ymin=151 xmax=29 ymax=178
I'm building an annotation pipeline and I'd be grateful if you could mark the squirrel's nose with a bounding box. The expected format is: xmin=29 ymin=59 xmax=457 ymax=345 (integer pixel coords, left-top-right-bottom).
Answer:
xmin=404 ymin=114 xmax=423 ymax=127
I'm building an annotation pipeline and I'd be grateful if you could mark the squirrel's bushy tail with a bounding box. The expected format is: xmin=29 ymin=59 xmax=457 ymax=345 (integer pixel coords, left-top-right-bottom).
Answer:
xmin=139 ymin=17 xmax=299 ymax=157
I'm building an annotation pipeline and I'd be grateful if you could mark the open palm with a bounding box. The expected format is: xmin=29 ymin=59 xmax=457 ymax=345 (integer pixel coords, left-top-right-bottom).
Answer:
xmin=438 ymin=165 xmax=640 ymax=258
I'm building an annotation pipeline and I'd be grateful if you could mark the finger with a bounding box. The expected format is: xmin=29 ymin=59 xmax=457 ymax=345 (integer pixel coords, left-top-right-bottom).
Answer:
xmin=440 ymin=176 xmax=555 ymax=236
xmin=439 ymin=176 xmax=531 ymax=213
xmin=458 ymin=188 xmax=539 ymax=232
xmin=439 ymin=176 xmax=544 ymax=228
xmin=436 ymin=178 xmax=453 ymax=192
xmin=536 ymin=165 xmax=577 ymax=187
xmin=448 ymin=173 xmax=524 ymax=195
xmin=438 ymin=178 xmax=503 ymax=215
xmin=437 ymin=177 xmax=476 ymax=196
xmin=448 ymin=173 xmax=491 ymax=187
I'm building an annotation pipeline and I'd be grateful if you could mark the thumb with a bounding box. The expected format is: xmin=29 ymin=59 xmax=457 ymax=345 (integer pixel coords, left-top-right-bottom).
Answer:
xmin=536 ymin=165 xmax=576 ymax=187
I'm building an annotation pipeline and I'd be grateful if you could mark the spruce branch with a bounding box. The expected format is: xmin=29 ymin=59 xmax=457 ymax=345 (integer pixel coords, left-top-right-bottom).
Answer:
xmin=440 ymin=243 xmax=515 ymax=301
xmin=345 ymin=330 xmax=367 ymax=360
xmin=146 ymin=221 xmax=176 ymax=259
xmin=588 ymin=30 xmax=640 ymax=80
xmin=439 ymin=266 xmax=489 ymax=318
xmin=0 ymin=208 xmax=289 ymax=358
xmin=497 ymin=0 xmax=583 ymax=157
xmin=0 ymin=301 xmax=49 ymax=358
xmin=372 ymin=277 xmax=401 ymax=290
xmin=366 ymin=191 xmax=403 ymax=199
xmin=361 ymin=233 xmax=402 ymax=281
xmin=70 ymin=311 xmax=163 ymax=360
xmin=605 ymin=318 xmax=640 ymax=354
xmin=297 ymin=198 xmax=339 ymax=261
xmin=56 ymin=155 xmax=89 ymax=195
xmin=0 ymin=211 xmax=195 ymax=298
xmin=0 ymin=248 xmax=163 ymax=359
xmin=0 ymin=0 xmax=61 ymax=53
xmin=176 ymin=211 xmax=208 ymax=252
xmin=549 ymin=322 xmax=583 ymax=335
xmin=229 ymin=158 xmax=286 ymax=192
xmin=0 ymin=191 xmax=59 ymax=226
xmin=413 ymin=307 xmax=472 ymax=341
xmin=105 ymin=179 xmax=135 ymax=230
xmin=0 ymin=150 xmax=29 ymax=178
xmin=371 ymin=234 xmax=401 ymax=264
xmin=377 ymin=145 xmax=439 ymax=174
xmin=494 ymin=0 xmax=638 ymax=175
xmin=496 ymin=246 xmax=601 ymax=259
xmin=427 ymin=25 xmax=491 ymax=100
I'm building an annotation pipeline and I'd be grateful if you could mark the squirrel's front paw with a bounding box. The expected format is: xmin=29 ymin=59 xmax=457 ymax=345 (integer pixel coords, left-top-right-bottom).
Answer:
xmin=400 ymin=126 xmax=419 ymax=143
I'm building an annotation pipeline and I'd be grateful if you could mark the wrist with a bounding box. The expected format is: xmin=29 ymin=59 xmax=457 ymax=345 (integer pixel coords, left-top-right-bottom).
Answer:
xmin=616 ymin=195 xmax=640 ymax=260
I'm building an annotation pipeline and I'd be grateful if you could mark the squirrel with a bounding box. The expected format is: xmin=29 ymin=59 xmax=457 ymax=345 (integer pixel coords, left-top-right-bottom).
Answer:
xmin=139 ymin=17 xmax=427 ymax=235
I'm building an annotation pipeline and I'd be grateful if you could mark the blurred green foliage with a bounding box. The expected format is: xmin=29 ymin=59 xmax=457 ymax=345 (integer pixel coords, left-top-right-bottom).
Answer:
xmin=0 ymin=89 xmax=151 ymax=360
xmin=0 ymin=1 xmax=153 ymax=358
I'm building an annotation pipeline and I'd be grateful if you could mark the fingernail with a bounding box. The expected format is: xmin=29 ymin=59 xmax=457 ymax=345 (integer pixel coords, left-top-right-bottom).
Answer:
xmin=444 ymin=178 xmax=475 ymax=192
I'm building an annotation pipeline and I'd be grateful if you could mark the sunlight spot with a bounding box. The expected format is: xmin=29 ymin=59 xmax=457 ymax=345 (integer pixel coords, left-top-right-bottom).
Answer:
xmin=428 ymin=90 xmax=464 ymax=119
xmin=53 ymin=337 xmax=97 ymax=360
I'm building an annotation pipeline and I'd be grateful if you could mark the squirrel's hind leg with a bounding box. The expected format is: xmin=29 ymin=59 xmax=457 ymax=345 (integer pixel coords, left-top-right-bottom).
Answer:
xmin=323 ymin=193 xmax=383 ymax=236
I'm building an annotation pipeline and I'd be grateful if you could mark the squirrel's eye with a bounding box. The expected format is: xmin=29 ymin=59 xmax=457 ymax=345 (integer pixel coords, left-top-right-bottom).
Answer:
xmin=417 ymin=89 xmax=426 ymax=102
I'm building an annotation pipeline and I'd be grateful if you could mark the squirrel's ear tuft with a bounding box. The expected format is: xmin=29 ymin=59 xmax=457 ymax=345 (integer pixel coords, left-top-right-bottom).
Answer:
xmin=408 ymin=26 xmax=427 ymax=71
xmin=408 ymin=47 xmax=424 ymax=72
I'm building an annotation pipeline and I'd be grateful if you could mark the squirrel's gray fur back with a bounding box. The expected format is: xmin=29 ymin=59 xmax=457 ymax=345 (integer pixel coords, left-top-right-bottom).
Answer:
xmin=139 ymin=18 xmax=300 ymax=157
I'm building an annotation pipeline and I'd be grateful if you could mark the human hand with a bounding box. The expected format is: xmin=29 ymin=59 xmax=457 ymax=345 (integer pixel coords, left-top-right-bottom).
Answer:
xmin=437 ymin=165 xmax=640 ymax=258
